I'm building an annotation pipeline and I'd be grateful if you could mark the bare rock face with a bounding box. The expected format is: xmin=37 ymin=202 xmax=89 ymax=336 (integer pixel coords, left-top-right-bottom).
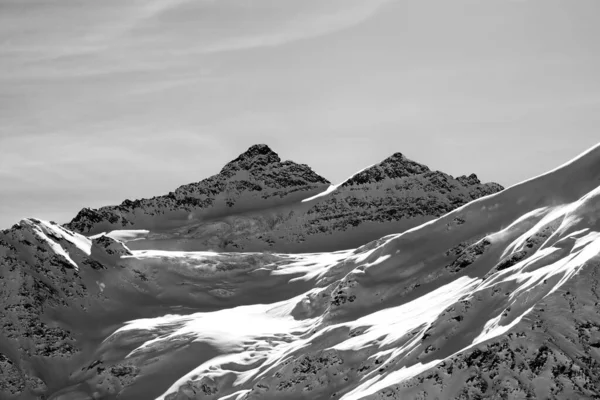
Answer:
xmin=0 ymin=220 xmax=88 ymax=398
xmin=0 ymin=221 xmax=84 ymax=356
xmin=302 ymin=153 xmax=504 ymax=236
xmin=172 ymin=144 xmax=330 ymax=202
xmin=91 ymin=235 xmax=132 ymax=257
xmin=66 ymin=146 xmax=502 ymax=253
xmin=64 ymin=144 xmax=330 ymax=235
xmin=342 ymin=152 xmax=432 ymax=185
xmin=0 ymin=352 xmax=45 ymax=397
xmin=195 ymin=152 xmax=503 ymax=252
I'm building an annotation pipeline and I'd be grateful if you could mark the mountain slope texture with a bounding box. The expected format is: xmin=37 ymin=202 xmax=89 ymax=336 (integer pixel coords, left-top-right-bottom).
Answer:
xmin=1 ymin=143 xmax=600 ymax=400
xmin=64 ymin=145 xmax=503 ymax=253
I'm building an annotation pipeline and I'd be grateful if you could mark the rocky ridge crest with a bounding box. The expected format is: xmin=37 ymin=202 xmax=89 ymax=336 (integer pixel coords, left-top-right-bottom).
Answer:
xmin=65 ymin=144 xmax=330 ymax=234
xmin=65 ymin=145 xmax=504 ymax=252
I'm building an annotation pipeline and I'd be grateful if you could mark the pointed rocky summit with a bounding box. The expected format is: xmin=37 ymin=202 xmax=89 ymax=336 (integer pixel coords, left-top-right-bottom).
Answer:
xmin=65 ymin=145 xmax=330 ymax=234
xmin=220 ymin=144 xmax=281 ymax=175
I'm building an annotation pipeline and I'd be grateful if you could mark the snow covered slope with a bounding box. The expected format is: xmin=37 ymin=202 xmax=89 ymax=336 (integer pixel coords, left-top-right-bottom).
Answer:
xmin=1 ymin=143 xmax=599 ymax=400
xmin=92 ymin=143 xmax=600 ymax=400
xmin=301 ymin=163 xmax=377 ymax=202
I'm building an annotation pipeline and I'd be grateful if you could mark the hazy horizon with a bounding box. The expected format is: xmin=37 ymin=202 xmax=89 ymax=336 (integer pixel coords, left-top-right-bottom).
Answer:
xmin=2 ymin=0 xmax=600 ymax=228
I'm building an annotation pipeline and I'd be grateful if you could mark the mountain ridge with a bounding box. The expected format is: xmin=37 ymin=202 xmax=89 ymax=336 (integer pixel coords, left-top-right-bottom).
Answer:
xmin=65 ymin=144 xmax=330 ymax=234
xmin=63 ymin=144 xmax=504 ymax=253
xmin=1 ymin=143 xmax=598 ymax=399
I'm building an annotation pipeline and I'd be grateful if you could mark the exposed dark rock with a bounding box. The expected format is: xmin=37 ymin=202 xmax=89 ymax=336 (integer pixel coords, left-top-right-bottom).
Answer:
xmin=446 ymin=238 xmax=492 ymax=273
xmin=341 ymin=153 xmax=431 ymax=186
xmin=92 ymin=235 xmax=132 ymax=256
xmin=62 ymin=146 xmax=503 ymax=253
xmin=303 ymin=155 xmax=503 ymax=238
xmin=65 ymin=145 xmax=330 ymax=234
xmin=492 ymin=224 xmax=557 ymax=273
xmin=0 ymin=353 xmax=26 ymax=396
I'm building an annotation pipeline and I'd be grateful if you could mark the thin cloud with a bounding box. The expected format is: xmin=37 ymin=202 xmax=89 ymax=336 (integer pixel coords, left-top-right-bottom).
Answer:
xmin=1 ymin=0 xmax=391 ymax=79
xmin=189 ymin=0 xmax=393 ymax=54
xmin=0 ymin=0 xmax=203 ymax=72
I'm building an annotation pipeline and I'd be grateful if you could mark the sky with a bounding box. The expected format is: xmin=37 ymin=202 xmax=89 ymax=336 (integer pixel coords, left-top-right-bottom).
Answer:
xmin=1 ymin=0 xmax=599 ymax=228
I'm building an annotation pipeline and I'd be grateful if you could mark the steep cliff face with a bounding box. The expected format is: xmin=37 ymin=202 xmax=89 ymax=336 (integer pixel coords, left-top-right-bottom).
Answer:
xmin=65 ymin=145 xmax=330 ymax=235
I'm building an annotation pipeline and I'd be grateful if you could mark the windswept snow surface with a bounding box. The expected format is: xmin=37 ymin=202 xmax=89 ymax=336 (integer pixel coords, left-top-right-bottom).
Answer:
xmin=90 ymin=229 xmax=150 ymax=242
xmin=333 ymin=276 xmax=481 ymax=352
xmin=21 ymin=218 xmax=92 ymax=269
xmin=301 ymin=184 xmax=338 ymax=202
xmin=114 ymin=211 xmax=600 ymax=400
xmin=26 ymin=218 xmax=92 ymax=255
xmin=125 ymin=249 xmax=354 ymax=282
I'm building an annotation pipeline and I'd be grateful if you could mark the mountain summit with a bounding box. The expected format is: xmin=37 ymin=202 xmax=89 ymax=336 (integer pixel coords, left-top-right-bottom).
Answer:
xmin=65 ymin=145 xmax=503 ymax=252
xmin=341 ymin=152 xmax=431 ymax=186
xmin=220 ymin=144 xmax=281 ymax=173
xmin=65 ymin=145 xmax=330 ymax=235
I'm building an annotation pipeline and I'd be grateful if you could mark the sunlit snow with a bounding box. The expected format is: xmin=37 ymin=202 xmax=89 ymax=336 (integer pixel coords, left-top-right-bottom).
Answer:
xmin=301 ymin=163 xmax=376 ymax=202
xmin=90 ymin=229 xmax=150 ymax=242
xmin=21 ymin=218 xmax=85 ymax=269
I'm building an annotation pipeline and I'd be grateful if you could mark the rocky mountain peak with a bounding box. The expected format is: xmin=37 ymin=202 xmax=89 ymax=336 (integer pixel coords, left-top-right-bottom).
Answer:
xmin=341 ymin=152 xmax=431 ymax=187
xmin=64 ymin=144 xmax=330 ymax=234
xmin=246 ymin=143 xmax=278 ymax=157
xmin=220 ymin=144 xmax=281 ymax=175
xmin=387 ymin=152 xmax=407 ymax=160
